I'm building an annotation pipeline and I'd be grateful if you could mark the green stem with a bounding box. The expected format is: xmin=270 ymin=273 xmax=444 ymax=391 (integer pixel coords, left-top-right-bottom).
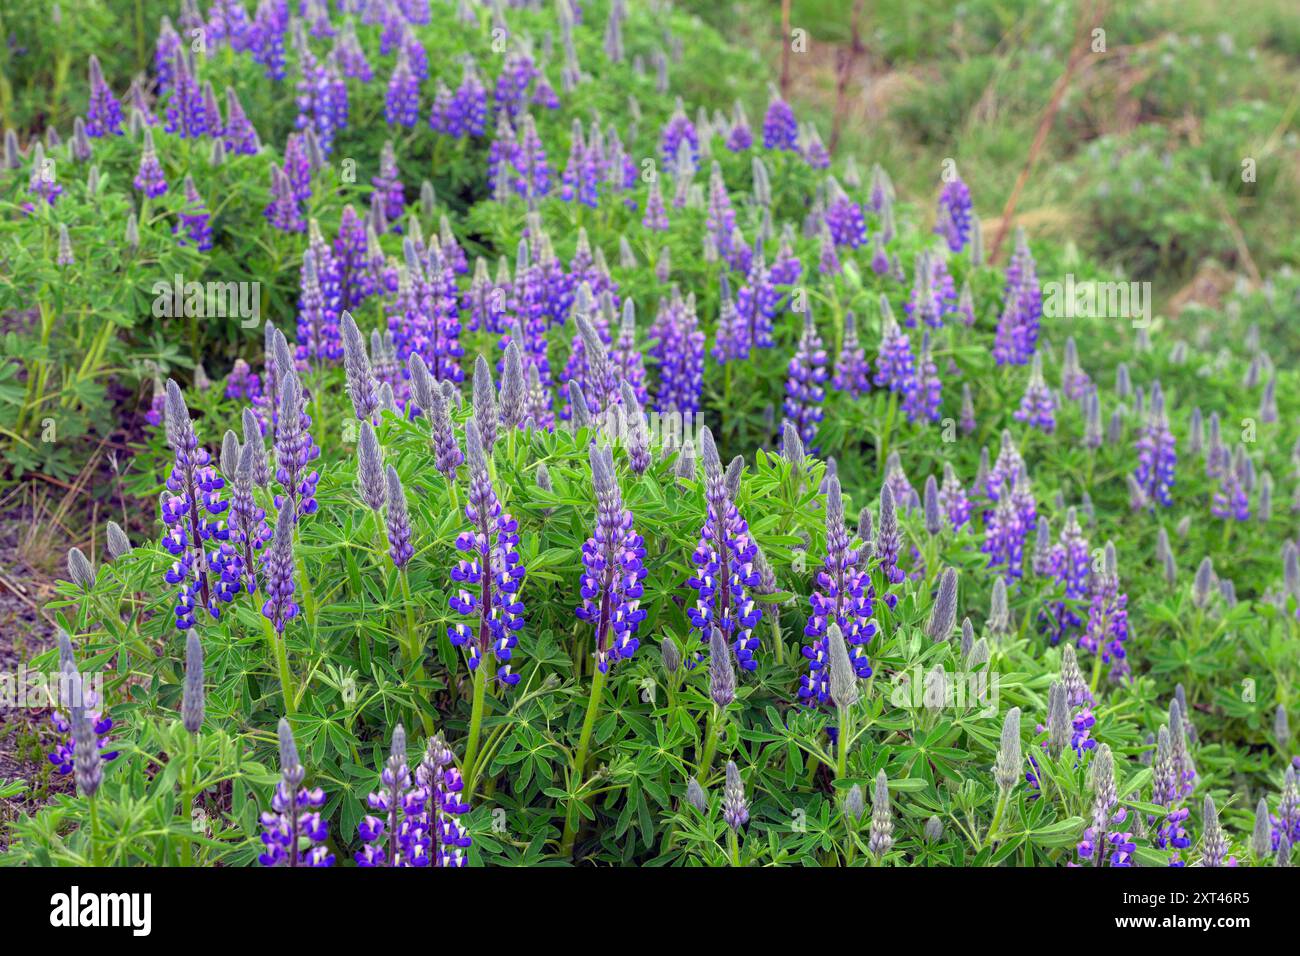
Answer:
xmin=985 ymin=790 xmax=1009 ymax=849
xmin=697 ymin=704 xmax=720 ymax=777
xmin=398 ymin=570 xmax=434 ymax=736
xmin=463 ymin=666 xmax=489 ymax=794
xmin=770 ymin=611 xmax=783 ymax=666
xmin=836 ymin=703 xmax=852 ymax=781
xmin=88 ymin=796 xmax=102 ymax=865
xmin=727 ymin=827 xmax=741 ymax=867
xmin=262 ymin=614 xmax=297 ymax=714
xmin=560 ymin=665 xmax=607 ymax=858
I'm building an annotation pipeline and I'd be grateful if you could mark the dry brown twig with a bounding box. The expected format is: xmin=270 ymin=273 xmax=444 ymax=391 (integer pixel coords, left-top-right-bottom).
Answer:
xmin=988 ymin=0 xmax=1110 ymax=263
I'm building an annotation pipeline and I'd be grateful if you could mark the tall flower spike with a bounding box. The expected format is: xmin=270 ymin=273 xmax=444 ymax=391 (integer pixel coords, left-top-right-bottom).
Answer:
xmin=801 ymin=477 xmax=877 ymax=705
xmin=68 ymin=665 xmax=103 ymax=798
xmin=619 ymin=382 xmax=652 ymax=475
xmin=688 ymin=429 xmax=763 ymax=669
xmin=341 ymin=311 xmax=379 ymax=422
xmin=868 ymin=770 xmax=893 ymax=858
xmin=993 ymin=707 xmax=1022 ymax=792
xmin=578 ymin=443 xmax=648 ymax=672
xmin=473 ymin=354 xmax=498 ymax=454
xmin=1046 ymin=682 xmax=1069 ymax=759
xmin=385 ymin=466 xmax=414 ymax=570
xmin=499 ymin=341 xmax=527 ymax=431
xmin=927 ymin=568 xmax=959 ymax=642
xmin=182 ymin=630 xmax=204 ymax=733
xmin=356 ymin=421 xmax=386 ymax=512
xmin=723 ymin=761 xmax=749 ymax=830
xmin=1200 ymin=796 xmax=1233 ymax=867
xmin=448 ymin=420 xmax=526 ymax=685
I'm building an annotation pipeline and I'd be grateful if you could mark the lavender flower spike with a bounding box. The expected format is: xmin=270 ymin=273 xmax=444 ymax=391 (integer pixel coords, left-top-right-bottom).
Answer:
xmin=926 ymin=568 xmax=959 ymax=642
xmin=385 ymin=465 xmax=414 ymax=570
xmin=868 ymin=770 xmax=893 ymax=858
xmin=473 ymin=354 xmax=498 ymax=454
xmin=723 ymin=761 xmax=749 ymax=830
xmin=341 ymin=311 xmax=380 ymax=422
xmin=356 ymin=421 xmax=386 ymax=512
xmin=709 ymin=625 xmax=736 ymax=708
xmin=993 ymin=707 xmax=1022 ymax=792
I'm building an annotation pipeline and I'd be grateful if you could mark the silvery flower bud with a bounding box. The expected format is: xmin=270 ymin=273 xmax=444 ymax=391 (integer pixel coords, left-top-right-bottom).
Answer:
xmin=221 ymin=429 xmax=241 ymax=478
xmin=661 ymin=635 xmax=681 ymax=675
xmin=708 ymin=626 xmax=735 ymax=708
xmin=105 ymin=521 xmax=132 ymax=560
xmin=988 ymin=577 xmax=1010 ymax=636
xmin=1252 ymin=797 xmax=1273 ymax=859
xmin=278 ymin=717 xmax=305 ymax=789
xmin=1192 ymin=557 xmax=1215 ymax=608
xmin=1046 ymin=682 xmax=1069 ymax=759
xmin=993 ymin=707 xmax=1022 ymax=792
xmin=868 ymin=770 xmax=893 ymax=858
xmin=924 ymin=815 xmax=944 ymax=842
xmin=1276 ymin=705 xmax=1291 ymax=746
xmin=686 ymin=776 xmax=708 ymax=812
xmin=960 ymin=617 xmax=974 ymax=658
xmin=844 ymin=784 xmax=865 ymax=823
xmin=827 ymin=622 xmax=859 ymax=710
xmin=183 ymin=630 xmax=205 ymax=734
xmin=926 ymin=568 xmax=959 ymax=643
xmin=67 ymin=547 xmax=95 ymax=589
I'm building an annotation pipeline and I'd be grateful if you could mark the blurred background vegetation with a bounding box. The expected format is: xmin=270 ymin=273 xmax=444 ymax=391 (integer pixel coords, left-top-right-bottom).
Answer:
xmin=679 ymin=0 xmax=1300 ymax=323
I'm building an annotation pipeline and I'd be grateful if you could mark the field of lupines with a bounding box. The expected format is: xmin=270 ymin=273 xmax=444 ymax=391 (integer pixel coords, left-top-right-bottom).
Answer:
xmin=0 ymin=0 xmax=1297 ymax=874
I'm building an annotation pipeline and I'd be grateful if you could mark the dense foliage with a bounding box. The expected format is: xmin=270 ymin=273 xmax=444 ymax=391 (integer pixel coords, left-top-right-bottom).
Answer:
xmin=2 ymin=0 xmax=1298 ymax=869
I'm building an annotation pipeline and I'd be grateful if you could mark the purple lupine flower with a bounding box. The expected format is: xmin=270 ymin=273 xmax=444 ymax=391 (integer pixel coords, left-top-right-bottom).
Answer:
xmin=660 ymin=98 xmax=699 ymax=170
xmin=47 ymin=637 xmax=119 ymax=778
xmin=1152 ymin=725 xmax=1192 ymax=865
xmin=1013 ymin=353 xmax=1056 ymax=432
xmin=1080 ymin=542 xmax=1130 ymax=683
xmin=1040 ymin=507 xmax=1090 ymax=644
xmin=1134 ymin=382 xmax=1176 ymax=508
xmin=85 ymin=55 xmax=123 ymax=137
xmin=229 ymin=441 xmax=271 ymax=595
xmin=735 ymin=247 xmax=779 ymax=350
xmin=642 ymin=177 xmax=669 ymax=231
xmin=223 ymin=87 xmax=260 ymax=155
xmin=649 ymin=290 xmax=705 ymax=415
xmin=578 ymin=444 xmax=648 ymax=672
xmin=687 ymin=430 xmax=763 ymax=670
xmin=762 ymin=90 xmax=798 ymax=151
xmin=800 ymin=476 xmax=878 ymax=705
xmin=409 ymin=354 xmax=464 ymax=481
xmin=155 ymin=17 xmax=182 ymax=93
xmin=340 ymin=311 xmax=379 ymax=422
xmin=271 ymin=369 xmax=321 ymax=520
xmin=1061 ymin=337 xmax=1092 ymax=400
xmin=334 ymin=20 xmax=372 ymax=81
xmin=260 ymin=498 xmax=299 ymax=635
xmin=225 ymin=359 xmax=261 ymax=402
xmin=938 ymin=463 xmax=971 ymax=530
xmin=264 ymin=163 xmax=304 ymax=233
xmin=283 ymin=130 xmax=315 ymax=206
xmin=619 ymin=382 xmax=652 ymax=476
xmin=448 ymin=421 xmax=526 ymax=686
xmin=802 ymin=126 xmax=830 ymax=169
xmin=723 ymin=761 xmax=749 ymax=830
xmin=874 ymin=484 xmax=903 ymax=607
xmin=333 ymin=205 xmax=374 ymax=312
xmin=26 ymin=143 xmax=63 ymax=206
xmin=901 ymin=332 xmax=942 ymax=424
xmin=160 ymin=380 xmax=239 ymax=629
xmin=173 ymin=175 xmax=213 ymax=251
xmin=384 ymin=50 xmax=420 ymax=128
xmin=726 ymin=101 xmax=753 ymax=151
xmin=385 ymin=466 xmax=414 ymax=570
xmin=784 ymin=309 xmax=828 ymax=451
xmin=819 ymin=227 xmax=843 ymax=276
xmin=992 ymin=229 xmax=1042 ymax=366
xmin=904 ymin=250 xmax=957 ymax=329
xmin=825 ymin=180 xmax=868 ymax=249
xmin=612 ymin=299 xmax=649 ymax=404
xmin=1075 ymin=744 xmax=1133 ymax=867
xmin=512 ymin=114 xmax=552 ymax=200
xmin=163 ymin=50 xmax=206 ymax=138
xmin=449 ymin=60 xmax=488 ymax=137
xmin=712 ymin=275 xmax=751 ymax=365
xmin=935 ymin=176 xmax=972 ymax=253
xmin=417 ymin=734 xmax=473 ymax=867
xmin=493 ymin=50 xmax=538 ymax=120
xmin=983 ymin=473 xmax=1035 ymax=582
xmin=295 ymin=246 xmax=341 ymax=366
xmin=133 ymin=129 xmax=168 ymax=197
xmin=874 ymin=301 xmax=917 ymax=401
xmin=249 ymin=0 xmax=288 ymax=81
xmin=1211 ymin=445 xmax=1251 ymax=521
xmin=1271 ymin=767 xmax=1300 ymax=854
xmin=372 ymin=141 xmax=406 ymax=228
xmin=355 ymin=725 xmax=433 ymax=867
